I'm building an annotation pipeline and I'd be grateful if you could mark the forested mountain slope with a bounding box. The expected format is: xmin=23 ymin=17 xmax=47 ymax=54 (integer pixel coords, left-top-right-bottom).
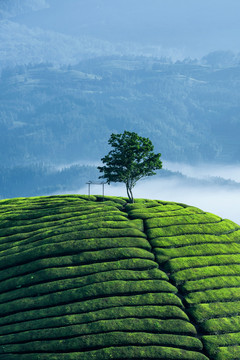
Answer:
xmin=1 ymin=57 xmax=240 ymax=167
xmin=0 ymin=195 xmax=240 ymax=359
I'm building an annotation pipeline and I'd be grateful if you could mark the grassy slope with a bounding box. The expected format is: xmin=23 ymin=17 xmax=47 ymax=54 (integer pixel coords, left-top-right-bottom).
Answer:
xmin=0 ymin=195 xmax=239 ymax=359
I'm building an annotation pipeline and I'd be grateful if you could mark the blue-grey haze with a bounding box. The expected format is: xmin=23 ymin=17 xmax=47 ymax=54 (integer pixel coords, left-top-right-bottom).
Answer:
xmin=0 ymin=0 xmax=239 ymax=223
xmin=7 ymin=0 xmax=240 ymax=58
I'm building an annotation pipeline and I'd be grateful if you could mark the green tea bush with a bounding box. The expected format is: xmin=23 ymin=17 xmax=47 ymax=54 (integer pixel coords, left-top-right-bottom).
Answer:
xmin=0 ymin=218 xmax=142 ymax=238
xmin=0 ymin=211 xmax=128 ymax=230
xmin=0 ymin=292 xmax=183 ymax=327
xmin=165 ymin=254 xmax=240 ymax=273
xmin=0 ymin=235 xmax=151 ymax=257
xmin=128 ymin=207 xmax=204 ymax=219
xmin=151 ymin=231 xmax=240 ymax=248
xmin=172 ymin=264 xmax=240 ymax=285
xmin=214 ymin=345 xmax=240 ymax=360
xmin=201 ymin=315 xmax=240 ymax=334
xmin=182 ymin=276 xmax=240 ymax=293
xmin=202 ymin=333 xmax=240 ymax=357
xmin=147 ymin=220 xmax=239 ymax=239
xmin=0 ymin=346 xmax=210 ymax=360
xmin=186 ymin=287 xmax=240 ymax=305
xmin=0 ymin=280 xmax=179 ymax=314
xmin=0 ymin=275 xmax=176 ymax=304
xmin=145 ymin=213 xmax=221 ymax=229
xmin=0 ymin=246 xmax=155 ymax=271
xmin=0 ymin=305 xmax=189 ymax=335
xmin=189 ymin=302 xmax=240 ymax=322
xmin=95 ymin=195 xmax=127 ymax=205
xmin=0 ymin=257 xmax=158 ymax=283
xmin=0 ymin=265 xmax=166 ymax=294
xmin=7 ymin=332 xmax=200 ymax=352
xmin=0 ymin=318 xmax=197 ymax=347
xmin=155 ymin=243 xmax=240 ymax=262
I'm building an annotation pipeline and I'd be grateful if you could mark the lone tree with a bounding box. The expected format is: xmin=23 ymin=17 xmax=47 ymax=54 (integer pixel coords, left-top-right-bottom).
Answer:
xmin=98 ymin=131 xmax=162 ymax=203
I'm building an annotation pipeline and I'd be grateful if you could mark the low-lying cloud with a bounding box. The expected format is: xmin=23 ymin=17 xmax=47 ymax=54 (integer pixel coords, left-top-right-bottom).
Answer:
xmin=76 ymin=166 xmax=240 ymax=225
xmin=0 ymin=0 xmax=49 ymax=20
xmin=165 ymin=161 xmax=240 ymax=183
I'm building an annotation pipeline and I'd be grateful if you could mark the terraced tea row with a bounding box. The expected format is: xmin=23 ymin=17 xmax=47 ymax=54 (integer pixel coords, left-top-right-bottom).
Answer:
xmin=128 ymin=200 xmax=240 ymax=360
xmin=0 ymin=195 xmax=208 ymax=360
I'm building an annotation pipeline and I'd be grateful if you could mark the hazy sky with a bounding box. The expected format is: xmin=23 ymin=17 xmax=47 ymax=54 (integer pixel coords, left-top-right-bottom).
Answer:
xmin=7 ymin=0 xmax=240 ymax=59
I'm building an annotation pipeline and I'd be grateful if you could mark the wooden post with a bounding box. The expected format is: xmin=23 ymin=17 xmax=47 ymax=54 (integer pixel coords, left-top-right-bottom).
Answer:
xmin=86 ymin=181 xmax=107 ymax=200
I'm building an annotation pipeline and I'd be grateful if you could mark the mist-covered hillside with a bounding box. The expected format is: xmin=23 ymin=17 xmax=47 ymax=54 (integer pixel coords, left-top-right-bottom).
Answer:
xmin=1 ymin=56 xmax=240 ymax=167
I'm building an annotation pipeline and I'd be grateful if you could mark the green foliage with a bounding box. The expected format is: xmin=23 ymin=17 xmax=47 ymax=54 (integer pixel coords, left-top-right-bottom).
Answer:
xmin=0 ymin=236 xmax=151 ymax=259
xmin=0 ymin=346 xmax=210 ymax=359
xmin=0 ymin=267 xmax=168 ymax=294
xmin=185 ymin=287 xmax=240 ymax=305
xmin=202 ymin=333 xmax=240 ymax=357
xmin=0 ymin=279 xmax=180 ymax=316
xmin=151 ymin=231 xmax=240 ymax=248
xmin=155 ymin=243 xmax=240 ymax=263
xmin=0 ymin=278 xmax=177 ymax=305
xmin=128 ymin=204 xmax=184 ymax=216
xmin=98 ymin=131 xmax=162 ymax=202
xmin=0 ymin=257 xmax=158 ymax=284
xmin=0 ymin=333 xmax=204 ymax=353
xmin=182 ymin=276 xmax=240 ymax=294
xmin=0 ymin=305 xmax=188 ymax=335
xmin=0 ymin=292 xmax=183 ymax=328
xmin=214 ymin=346 xmax=240 ymax=360
xmin=145 ymin=213 xmax=221 ymax=229
xmin=189 ymin=302 xmax=240 ymax=323
xmin=0 ymin=246 xmax=154 ymax=271
xmin=201 ymin=316 xmax=240 ymax=334
xmin=165 ymin=254 xmax=240 ymax=273
xmin=172 ymin=264 xmax=240 ymax=285
xmin=147 ymin=220 xmax=239 ymax=239
xmin=0 ymin=318 xmax=197 ymax=347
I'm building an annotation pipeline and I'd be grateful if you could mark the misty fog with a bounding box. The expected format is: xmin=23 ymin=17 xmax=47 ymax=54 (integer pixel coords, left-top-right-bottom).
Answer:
xmin=1 ymin=1 xmax=239 ymax=225
xmin=71 ymin=162 xmax=240 ymax=225
xmin=76 ymin=178 xmax=239 ymax=225
xmin=11 ymin=0 xmax=240 ymax=59
xmin=165 ymin=162 xmax=240 ymax=183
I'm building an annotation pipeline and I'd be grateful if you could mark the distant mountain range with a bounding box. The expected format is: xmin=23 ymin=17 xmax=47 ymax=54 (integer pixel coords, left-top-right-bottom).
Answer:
xmin=1 ymin=55 xmax=240 ymax=168
xmin=1 ymin=15 xmax=240 ymax=71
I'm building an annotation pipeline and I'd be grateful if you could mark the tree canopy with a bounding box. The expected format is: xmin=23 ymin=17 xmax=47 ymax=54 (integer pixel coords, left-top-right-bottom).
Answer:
xmin=98 ymin=131 xmax=162 ymax=202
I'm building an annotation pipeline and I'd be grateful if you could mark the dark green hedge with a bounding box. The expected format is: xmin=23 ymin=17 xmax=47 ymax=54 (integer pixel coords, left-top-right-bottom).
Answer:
xmin=0 ymin=280 xmax=180 ymax=315
xmin=0 ymin=305 xmax=189 ymax=335
xmin=145 ymin=213 xmax=221 ymax=229
xmin=189 ymin=302 xmax=240 ymax=323
xmin=0 ymin=257 xmax=158 ymax=283
xmin=172 ymin=264 xmax=240 ymax=285
xmin=147 ymin=220 xmax=239 ymax=239
xmin=0 ymin=292 xmax=183 ymax=328
xmin=151 ymin=231 xmax=240 ymax=248
xmin=0 ymin=346 xmax=209 ymax=360
xmin=0 ymin=318 xmax=197 ymax=347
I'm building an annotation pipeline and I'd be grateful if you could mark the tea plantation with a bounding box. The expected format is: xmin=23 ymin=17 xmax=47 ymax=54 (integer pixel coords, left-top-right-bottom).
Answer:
xmin=0 ymin=195 xmax=239 ymax=360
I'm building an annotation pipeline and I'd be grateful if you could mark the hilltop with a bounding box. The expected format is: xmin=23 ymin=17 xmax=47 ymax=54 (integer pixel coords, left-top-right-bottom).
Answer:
xmin=0 ymin=194 xmax=240 ymax=359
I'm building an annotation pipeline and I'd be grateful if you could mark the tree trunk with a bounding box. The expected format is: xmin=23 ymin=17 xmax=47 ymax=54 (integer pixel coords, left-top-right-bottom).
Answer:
xmin=126 ymin=184 xmax=134 ymax=203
